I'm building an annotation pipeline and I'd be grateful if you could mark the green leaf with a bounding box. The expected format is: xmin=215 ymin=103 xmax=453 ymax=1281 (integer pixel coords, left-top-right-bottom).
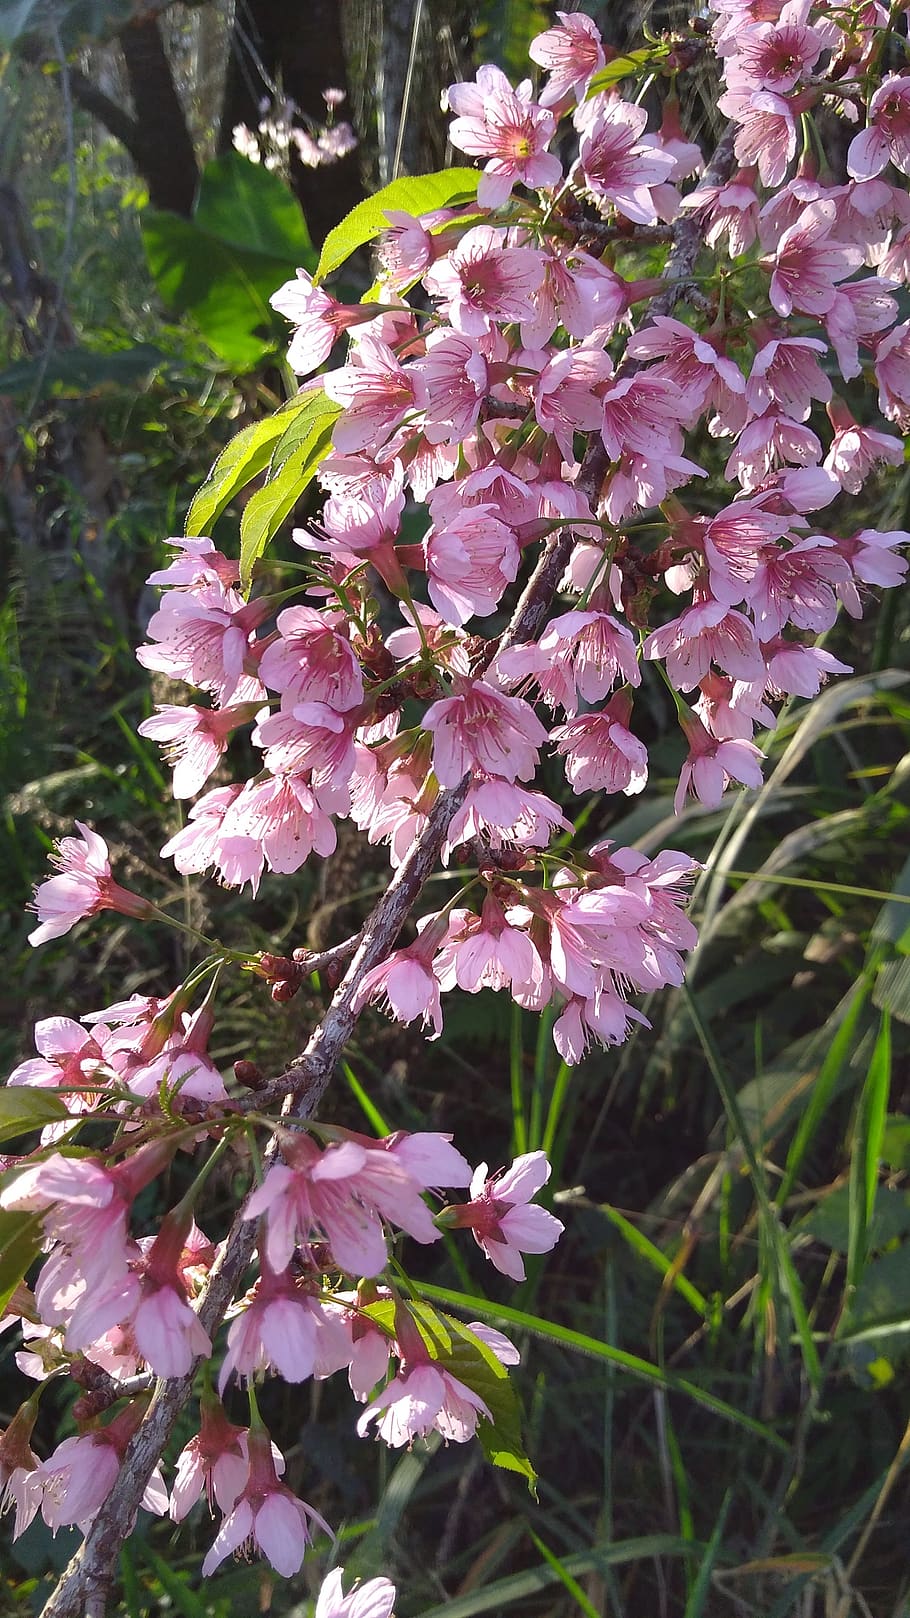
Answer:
xmin=0 ymin=1087 xmax=69 ymax=1144
xmin=184 ymin=389 xmax=336 ymax=537
xmin=0 ymin=1209 xmax=43 ymax=1315
xmin=143 ymin=153 xmax=315 ymax=371
xmin=0 ymin=345 xmax=165 ymax=401
xmin=586 ymin=44 xmax=673 ymax=97
xmin=415 ymin=1538 xmax=695 ymax=1618
xmin=314 ymin=168 xmax=480 ymax=283
xmin=416 ymin=1282 xmax=788 ymax=1450
xmin=598 ymin=1202 xmax=708 ymax=1318
xmin=798 ymin=1184 xmax=910 ymax=1254
xmin=881 ymin=1113 xmax=910 ymax=1171
xmin=238 ymin=410 xmax=338 ymax=592
xmin=840 ymin=1243 xmax=910 ymax=1340
xmin=267 ymin=391 xmax=342 ymax=476
xmin=846 ymin=1011 xmax=891 ymax=1296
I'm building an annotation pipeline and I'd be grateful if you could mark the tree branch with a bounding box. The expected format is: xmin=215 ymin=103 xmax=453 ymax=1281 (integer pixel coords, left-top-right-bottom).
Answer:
xmin=38 ymin=125 xmax=737 ymax=1618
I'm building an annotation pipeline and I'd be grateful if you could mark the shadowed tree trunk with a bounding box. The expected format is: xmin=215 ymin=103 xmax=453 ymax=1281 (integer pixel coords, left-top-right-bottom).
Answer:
xmin=217 ymin=0 xmax=363 ymax=244
xmin=69 ymin=18 xmax=199 ymax=216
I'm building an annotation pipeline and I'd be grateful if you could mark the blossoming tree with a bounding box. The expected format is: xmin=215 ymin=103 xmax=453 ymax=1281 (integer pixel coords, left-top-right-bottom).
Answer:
xmin=2 ymin=4 xmax=909 ymax=1613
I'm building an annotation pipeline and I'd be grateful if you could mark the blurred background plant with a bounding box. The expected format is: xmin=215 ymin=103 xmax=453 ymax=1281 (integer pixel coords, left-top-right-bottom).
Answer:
xmin=2 ymin=3 xmax=910 ymax=1615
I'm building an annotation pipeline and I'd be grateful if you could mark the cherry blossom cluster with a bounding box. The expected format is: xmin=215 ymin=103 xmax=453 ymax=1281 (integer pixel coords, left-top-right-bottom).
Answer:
xmin=4 ymin=5 xmax=910 ymax=1611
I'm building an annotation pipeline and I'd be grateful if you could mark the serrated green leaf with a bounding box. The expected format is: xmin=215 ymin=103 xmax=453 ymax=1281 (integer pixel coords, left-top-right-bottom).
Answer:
xmin=0 ymin=1087 xmax=69 ymax=1144
xmin=184 ymin=390 xmax=336 ymax=537
xmin=238 ymin=416 xmax=337 ymax=592
xmin=315 ymin=169 xmax=481 ymax=283
xmin=268 ymin=393 xmax=342 ymax=476
xmin=0 ymin=1209 xmax=43 ymax=1315
xmin=586 ymin=44 xmax=672 ymax=97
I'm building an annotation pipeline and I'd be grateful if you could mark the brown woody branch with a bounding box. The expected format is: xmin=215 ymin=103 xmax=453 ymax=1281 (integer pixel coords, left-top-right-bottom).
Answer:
xmin=38 ymin=124 xmax=736 ymax=1618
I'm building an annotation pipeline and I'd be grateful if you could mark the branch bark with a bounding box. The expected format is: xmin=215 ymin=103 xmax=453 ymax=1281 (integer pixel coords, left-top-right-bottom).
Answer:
xmin=38 ymin=124 xmax=736 ymax=1618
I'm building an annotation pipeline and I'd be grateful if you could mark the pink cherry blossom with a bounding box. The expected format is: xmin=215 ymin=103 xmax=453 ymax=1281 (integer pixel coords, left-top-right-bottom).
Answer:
xmin=447 ymin=63 xmax=561 ymax=207
xmin=848 ymin=75 xmax=910 ymax=180
xmin=824 ymin=401 xmax=903 ymax=493
xmin=424 ymin=227 xmax=543 ymax=334
xmin=457 ymin=1151 xmax=564 ymax=1281
xmin=719 ymin=89 xmax=797 ymax=187
xmin=350 ymin=942 xmax=445 ymax=1040
xmin=574 ymin=95 xmax=676 ymax=224
xmin=875 ymin=319 xmax=910 ymax=427
xmin=271 ymin=273 xmax=374 ymax=375
xmin=551 ymin=697 xmax=649 ymax=796
xmin=201 ymin=1426 xmax=329 ymax=1579
xmin=324 ymin=337 xmax=417 ymax=454
xmin=434 ymin=895 xmax=546 ymax=999
xmin=674 ymin=714 xmax=765 ymax=814
xmin=315 ymin=1567 xmax=397 ymax=1618
xmin=136 ymin=581 xmax=264 ymax=705
xmin=28 ymin=822 xmax=152 ymax=947
xmin=138 ymin=703 xmax=256 ymax=799
xmin=424 ymin=495 xmax=520 ymax=626
xmin=357 ymin=1359 xmax=491 ymax=1447
xmin=767 ymin=201 xmax=863 ymax=318
xmin=409 ymin=330 xmax=488 ymax=445
xmin=424 ymin=679 xmax=547 ymax=787
xmin=529 ymin=11 xmax=605 ymax=107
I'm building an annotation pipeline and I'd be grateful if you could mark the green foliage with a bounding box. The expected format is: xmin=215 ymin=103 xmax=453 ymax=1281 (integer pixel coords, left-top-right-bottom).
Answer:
xmin=314 ymin=169 xmax=481 ymax=282
xmin=0 ymin=344 xmax=165 ymax=400
xmin=185 ymin=388 xmax=339 ymax=540
xmin=238 ymin=394 xmax=341 ymax=592
xmin=143 ymin=153 xmax=316 ymax=370
xmin=0 ymin=1085 xmax=69 ymax=1142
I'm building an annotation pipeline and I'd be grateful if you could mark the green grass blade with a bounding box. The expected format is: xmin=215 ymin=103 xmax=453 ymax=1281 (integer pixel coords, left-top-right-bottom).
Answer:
xmin=415 ymin=1538 xmax=697 ymax=1618
xmin=682 ymin=986 xmax=822 ymax=1390
xmin=777 ymin=983 xmax=870 ymax=1206
xmin=846 ymin=1011 xmax=892 ymax=1299
xmin=416 ymin=1281 xmax=788 ymax=1450
xmin=510 ymin=1002 xmax=528 ymax=1156
xmin=683 ymin=1489 xmax=732 ymax=1618
xmin=599 ymin=1202 xmax=708 ymax=1318
xmin=527 ymin=1531 xmax=602 ymax=1618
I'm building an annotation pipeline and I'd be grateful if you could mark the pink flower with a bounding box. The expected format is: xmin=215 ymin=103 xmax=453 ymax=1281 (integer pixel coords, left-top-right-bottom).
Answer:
xmin=136 ymin=581 xmax=263 ymax=705
xmin=679 ymin=172 xmax=759 ymax=258
xmin=271 ymin=272 xmax=373 ymax=375
xmin=762 ymin=640 xmax=852 ymax=697
xmin=456 ymin=1152 xmax=564 ymax=1281
xmin=532 ymin=345 xmax=612 ymax=458
xmin=323 ymin=337 xmax=417 ymax=455
xmin=410 ymin=330 xmax=488 ymax=445
xmin=219 ymin=1262 xmax=352 ymax=1389
xmin=423 ymin=227 xmax=543 ymax=334
xmin=719 ymin=89 xmax=797 ymax=186
xmin=170 ymin=1396 xmax=249 ymax=1522
xmin=627 ymin=317 xmax=745 ymax=418
xmin=357 ymin=1359 xmax=491 ymax=1447
xmin=674 ymin=715 xmax=765 ymax=814
xmin=529 ymin=11 xmax=605 ymax=107
xmin=37 ymin=1403 xmax=167 ymax=1533
xmin=27 ymin=822 xmax=152 ymax=947
xmin=434 ymin=895 xmax=546 ymax=999
xmin=746 ymin=336 xmax=831 ymax=419
xmin=215 ymin=772 xmax=337 ymax=892
xmin=494 ymin=607 xmax=640 ymax=714
xmin=201 ymin=1425 xmax=329 ymax=1578
xmin=729 ymin=22 xmax=823 ymax=92
xmin=137 ymin=703 xmax=256 ymax=799
xmin=553 ymin=988 xmax=649 ymax=1063
xmin=0 ymin=1403 xmax=42 ymax=1541
xmin=258 ymin=605 xmax=364 ymax=709
xmin=746 ymin=537 xmax=849 ymax=637
xmin=424 ymin=679 xmax=547 ymax=787
xmin=147 ymin=535 xmax=239 ymax=590
xmin=443 ymin=775 xmax=570 ymax=862
xmin=551 ymin=696 xmax=649 ymax=796
xmin=848 ymin=75 xmax=910 ymax=180
xmin=447 ymin=63 xmax=561 ymax=207
xmin=644 ymin=599 xmax=765 ymax=689
xmin=315 ymin=1567 xmax=397 ymax=1618
xmin=875 ymin=320 xmax=910 ymax=427
xmin=425 ymin=494 xmax=520 ymax=626
xmin=599 ymin=371 xmax=684 ymax=460
xmin=244 ymin=1128 xmax=470 ymax=1278
xmin=823 ymin=410 xmax=904 ymax=494
xmin=574 ymin=96 xmax=676 ymax=224
xmin=351 ymin=943 xmax=445 ymax=1040
xmin=767 ymin=201 xmax=863 ymax=318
